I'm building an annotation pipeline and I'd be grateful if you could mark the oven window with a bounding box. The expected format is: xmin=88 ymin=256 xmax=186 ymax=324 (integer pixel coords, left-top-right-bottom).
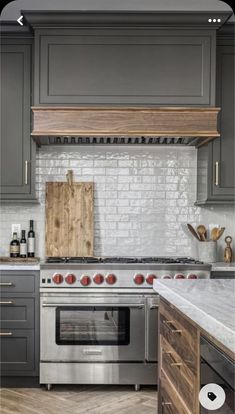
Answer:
xmin=56 ymin=306 xmax=130 ymax=345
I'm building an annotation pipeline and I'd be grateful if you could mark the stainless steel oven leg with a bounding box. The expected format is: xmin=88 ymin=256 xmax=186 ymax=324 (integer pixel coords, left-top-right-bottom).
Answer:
xmin=134 ymin=384 xmax=140 ymax=392
xmin=46 ymin=384 xmax=52 ymax=391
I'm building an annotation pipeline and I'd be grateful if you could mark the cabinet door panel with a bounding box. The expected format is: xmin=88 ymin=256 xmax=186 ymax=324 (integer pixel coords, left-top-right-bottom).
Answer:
xmin=196 ymin=40 xmax=235 ymax=204
xmin=36 ymin=31 xmax=215 ymax=105
xmin=212 ymin=45 xmax=234 ymax=198
xmin=0 ymin=41 xmax=36 ymax=200
xmin=0 ymin=329 xmax=34 ymax=373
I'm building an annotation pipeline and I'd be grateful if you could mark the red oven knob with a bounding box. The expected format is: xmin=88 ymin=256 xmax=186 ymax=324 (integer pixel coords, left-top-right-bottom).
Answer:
xmin=80 ymin=275 xmax=91 ymax=286
xmin=105 ymin=274 xmax=117 ymax=285
xmin=174 ymin=274 xmax=185 ymax=279
xmin=93 ymin=273 xmax=104 ymax=284
xmin=53 ymin=273 xmax=64 ymax=284
xmin=187 ymin=273 xmax=198 ymax=279
xmin=65 ymin=273 xmax=76 ymax=284
xmin=162 ymin=275 xmax=172 ymax=279
xmin=134 ymin=274 xmax=145 ymax=285
xmin=146 ymin=274 xmax=157 ymax=285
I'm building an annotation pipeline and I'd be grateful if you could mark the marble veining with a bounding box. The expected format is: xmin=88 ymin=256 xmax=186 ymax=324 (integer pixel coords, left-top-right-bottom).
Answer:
xmin=153 ymin=279 xmax=235 ymax=355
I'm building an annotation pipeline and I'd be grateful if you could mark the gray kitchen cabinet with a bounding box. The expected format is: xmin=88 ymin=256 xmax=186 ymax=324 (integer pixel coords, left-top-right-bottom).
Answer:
xmin=33 ymin=29 xmax=216 ymax=106
xmin=0 ymin=271 xmax=39 ymax=379
xmin=0 ymin=38 xmax=37 ymax=202
xmin=196 ymin=26 xmax=235 ymax=204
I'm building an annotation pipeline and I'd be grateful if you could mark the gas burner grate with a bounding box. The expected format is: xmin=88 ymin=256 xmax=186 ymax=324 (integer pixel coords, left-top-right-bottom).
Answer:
xmin=45 ymin=256 xmax=204 ymax=265
xmin=102 ymin=257 xmax=139 ymax=263
xmin=46 ymin=257 xmax=101 ymax=264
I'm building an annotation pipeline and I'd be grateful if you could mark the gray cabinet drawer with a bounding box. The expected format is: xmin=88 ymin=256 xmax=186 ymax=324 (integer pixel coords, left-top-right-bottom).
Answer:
xmin=0 ymin=298 xmax=34 ymax=329
xmin=0 ymin=273 xmax=35 ymax=293
xmin=0 ymin=329 xmax=34 ymax=373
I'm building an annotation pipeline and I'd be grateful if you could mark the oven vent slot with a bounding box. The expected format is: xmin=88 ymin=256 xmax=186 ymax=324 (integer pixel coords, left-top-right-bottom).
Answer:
xmin=34 ymin=135 xmax=197 ymax=146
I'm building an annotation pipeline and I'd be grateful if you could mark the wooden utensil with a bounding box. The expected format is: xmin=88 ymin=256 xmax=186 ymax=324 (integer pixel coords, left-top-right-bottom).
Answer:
xmin=187 ymin=224 xmax=200 ymax=241
xmin=211 ymin=227 xmax=219 ymax=241
xmin=45 ymin=172 xmax=94 ymax=257
xmin=224 ymin=236 xmax=233 ymax=263
xmin=215 ymin=227 xmax=225 ymax=241
xmin=197 ymin=225 xmax=207 ymax=241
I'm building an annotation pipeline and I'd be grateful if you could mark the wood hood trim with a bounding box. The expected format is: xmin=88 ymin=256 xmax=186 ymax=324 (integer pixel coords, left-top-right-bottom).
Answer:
xmin=31 ymin=106 xmax=220 ymax=147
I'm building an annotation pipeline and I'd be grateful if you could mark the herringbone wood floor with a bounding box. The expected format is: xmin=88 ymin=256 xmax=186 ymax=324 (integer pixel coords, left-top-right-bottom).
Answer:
xmin=0 ymin=385 xmax=158 ymax=414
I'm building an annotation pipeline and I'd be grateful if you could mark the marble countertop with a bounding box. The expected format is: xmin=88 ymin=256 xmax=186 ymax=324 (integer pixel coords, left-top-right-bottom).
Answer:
xmin=211 ymin=262 xmax=235 ymax=272
xmin=153 ymin=279 xmax=235 ymax=358
xmin=0 ymin=262 xmax=40 ymax=271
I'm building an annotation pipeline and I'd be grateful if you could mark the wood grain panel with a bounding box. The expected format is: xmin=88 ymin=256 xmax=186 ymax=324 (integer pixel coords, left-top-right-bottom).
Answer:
xmin=160 ymin=300 xmax=198 ymax=375
xmin=45 ymin=182 xmax=93 ymax=257
xmin=161 ymin=336 xmax=196 ymax=413
xmin=31 ymin=107 xmax=220 ymax=141
xmin=159 ymin=371 xmax=191 ymax=414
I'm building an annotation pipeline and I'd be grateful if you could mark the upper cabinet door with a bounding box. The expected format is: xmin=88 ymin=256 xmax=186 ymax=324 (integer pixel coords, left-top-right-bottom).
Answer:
xmin=34 ymin=30 xmax=215 ymax=106
xmin=211 ymin=44 xmax=235 ymax=199
xmin=0 ymin=41 xmax=36 ymax=200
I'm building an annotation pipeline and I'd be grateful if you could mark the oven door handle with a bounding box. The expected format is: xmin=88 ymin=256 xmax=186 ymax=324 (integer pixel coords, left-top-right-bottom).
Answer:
xmin=42 ymin=303 xmax=144 ymax=309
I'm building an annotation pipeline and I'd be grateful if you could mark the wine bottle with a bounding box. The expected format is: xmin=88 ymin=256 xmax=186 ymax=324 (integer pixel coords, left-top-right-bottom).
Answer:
xmin=10 ymin=232 xmax=20 ymax=258
xmin=20 ymin=230 xmax=27 ymax=258
xmin=28 ymin=220 xmax=35 ymax=258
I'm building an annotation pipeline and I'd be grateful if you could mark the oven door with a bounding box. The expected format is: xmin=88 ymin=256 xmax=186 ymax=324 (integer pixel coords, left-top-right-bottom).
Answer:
xmin=41 ymin=294 xmax=145 ymax=362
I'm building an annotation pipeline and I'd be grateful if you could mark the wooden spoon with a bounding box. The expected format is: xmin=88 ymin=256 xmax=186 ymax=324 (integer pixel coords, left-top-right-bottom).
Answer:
xmin=197 ymin=225 xmax=207 ymax=241
xmin=215 ymin=227 xmax=225 ymax=241
xmin=211 ymin=227 xmax=219 ymax=241
xmin=187 ymin=224 xmax=200 ymax=241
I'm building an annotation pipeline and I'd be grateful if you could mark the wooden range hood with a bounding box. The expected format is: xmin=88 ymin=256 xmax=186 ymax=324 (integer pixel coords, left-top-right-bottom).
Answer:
xmin=31 ymin=106 xmax=220 ymax=147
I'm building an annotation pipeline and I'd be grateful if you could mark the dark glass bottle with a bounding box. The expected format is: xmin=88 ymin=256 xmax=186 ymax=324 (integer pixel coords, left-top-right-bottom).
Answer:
xmin=27 ymin=220 xmax=35 ymax=258
xmin=10 ymin=232 xmax=20 ymax=257
xmin=20 ymin=230 xmax=27 ymax=258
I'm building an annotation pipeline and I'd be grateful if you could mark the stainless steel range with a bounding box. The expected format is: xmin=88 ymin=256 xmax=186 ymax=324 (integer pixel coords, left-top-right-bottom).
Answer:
xmin=40 ymin=256 xmax=211 ymax=391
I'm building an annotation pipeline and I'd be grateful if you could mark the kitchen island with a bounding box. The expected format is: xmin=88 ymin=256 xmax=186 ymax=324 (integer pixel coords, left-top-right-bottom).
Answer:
xmin=153 ymin=279 xmax=235 ymax=414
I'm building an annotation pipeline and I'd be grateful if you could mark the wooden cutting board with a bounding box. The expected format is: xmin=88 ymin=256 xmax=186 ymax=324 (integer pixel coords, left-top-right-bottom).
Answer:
xmin=45 ymin=181 xmax=94 ymax=257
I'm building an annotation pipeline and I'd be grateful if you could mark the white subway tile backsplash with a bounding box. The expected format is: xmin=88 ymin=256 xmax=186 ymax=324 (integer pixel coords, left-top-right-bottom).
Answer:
xmin=0 ymin=146 xmax=234 ymax=259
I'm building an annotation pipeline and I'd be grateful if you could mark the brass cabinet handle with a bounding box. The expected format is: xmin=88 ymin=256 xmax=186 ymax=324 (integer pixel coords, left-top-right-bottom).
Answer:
xmin=162 ymin=402 xmax=172 ymax=406
xmin=0 ymin=332 xmax=13 ymax=336
xmin=0 ymin=301 xmax=14 ymax=305
xmin=25 ymin=160 xmax=28 ymax=185
xmin=0 ymin=282 xmax=13 ymax=286
xmin=215 ymin=161 xmax=219 ymax=186
xmin=170 ymin=362 xmax=183 ymax=367
xmin=163 ymin=319 xmax=183 ymax=334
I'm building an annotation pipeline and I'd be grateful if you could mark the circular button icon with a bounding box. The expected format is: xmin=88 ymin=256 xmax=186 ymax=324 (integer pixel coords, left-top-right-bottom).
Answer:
xmin=199 ymin=384 xmax=226 ymax=410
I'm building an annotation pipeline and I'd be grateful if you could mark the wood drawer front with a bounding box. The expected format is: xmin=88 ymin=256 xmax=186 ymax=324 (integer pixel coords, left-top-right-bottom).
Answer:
xmin=0 ymin=298 xmax=34 ymax=329
xmin=160 ymin=300 xmax=198 ymax=374
xmin=161 ymin=336 xmax=195 ymax=413
xmin=159 ymin=371 xmax=190 ymax=414
xmin=0 ymin=273 xmax=35 ymax=294
xmin=0 ymin=329 xmax=34 ymax=373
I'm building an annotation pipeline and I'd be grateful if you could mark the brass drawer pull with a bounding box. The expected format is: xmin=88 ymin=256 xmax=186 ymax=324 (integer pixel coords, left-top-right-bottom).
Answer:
xmin=25 ymin=160 xmax=28 ymax=185
xmin=162 ymin=402 xmax=172 ymax=406
xmin=215 ymin=161 xmax=219 ymax=186
xmin=0 ymin=282 xmax=13 ymax=286
xmin=163 ymin=319 xmax=183 ymax=334
xmin=0 ymin=301 xmax=14 ymax=305
xmin=170 ymin=362 xmax=183 ymax=367
xmin=0 ymin=332 xmax=13 ymax=336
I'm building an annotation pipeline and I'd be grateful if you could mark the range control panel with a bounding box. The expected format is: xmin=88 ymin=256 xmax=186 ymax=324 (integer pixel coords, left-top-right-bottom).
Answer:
xmin=40 ymin=268 xmax=210 ymax=288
